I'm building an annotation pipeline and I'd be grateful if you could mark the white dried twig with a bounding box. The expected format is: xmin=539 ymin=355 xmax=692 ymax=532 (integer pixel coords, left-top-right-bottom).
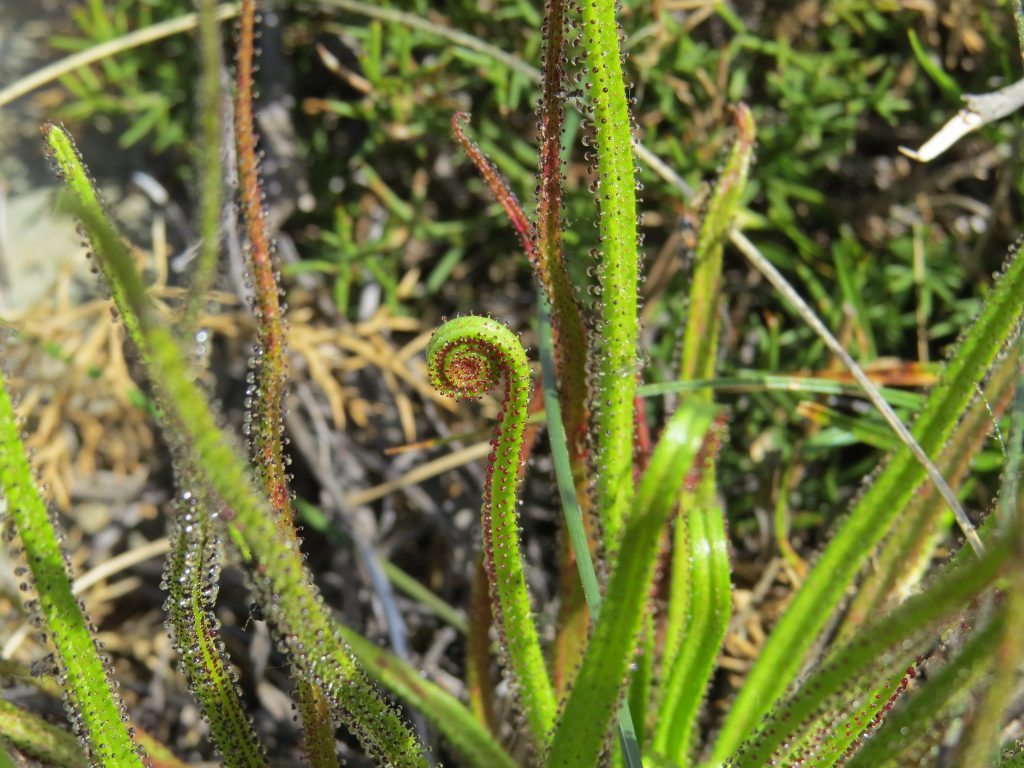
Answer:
xmin=900 ymin=77 xmax=1024 ymax=163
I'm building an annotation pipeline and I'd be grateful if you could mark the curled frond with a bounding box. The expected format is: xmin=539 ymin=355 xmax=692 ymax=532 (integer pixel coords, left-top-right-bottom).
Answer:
xmin=427 ymin=315 xmax=556 ymax=751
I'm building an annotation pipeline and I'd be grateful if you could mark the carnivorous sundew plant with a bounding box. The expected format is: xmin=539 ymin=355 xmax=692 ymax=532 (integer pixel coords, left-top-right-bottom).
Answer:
xmin=2 ymin=0 xmax=1024 ymax=766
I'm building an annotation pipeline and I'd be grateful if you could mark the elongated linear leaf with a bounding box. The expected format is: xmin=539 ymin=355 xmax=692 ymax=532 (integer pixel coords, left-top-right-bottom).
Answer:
xmin=711 ymin=245 xmax=1024 ymax=760
xmin=651 ymin=104 xmax=752 ymax=766
xmin=183 ymin=0 xmax=224 ymax=329
xmin=427 ymin=316 xmax=556 ymax=749
xmin=958 ymin=340 xmax=1024 ymax=766
xmin=779 ymin=648 xmax=925 ymax=767
xmin=466 ymin=556 xmax=499 ymax=735
xmin=163 ymin=491 xmax=268 ymax=767
xmin=233 ymin=0 xmax=339 ymax=759
xmin=294 ymin=680 xmax=340 ymax=768
xmin=546 ymin=402 xmax=718 ymax=768
xmin=0 ymin=698 xmax=86 ymax=768
xmin=534 ymin=0 xmax=588 ymax=451
xmin=637 ymin=375 xmax=923 ymax=408
xmin=540 ymin=296 xmax=642 ymax=766
xmin=796 ymin=401 xmax=901 ymax=451
xmin=44 ymin=123 xmax=427 ymax=768
xmin=0 ymin=372 xmax=143 ymax=768
xmin=727 ymin=534 xmax=1011 ymax=767
xmin=450 ymin=114 xmax=589 ymax=694
xmin=787 ymin=668 xmax=911 ymax=766
xmin=576 ymin=0 xmax=641 ymax=554
xmin=678 ymin=103 xmax=755 ymax=387
xmin=339 ymin=627 xmax=517 ymax=768
xmin=840 ymin=350 xmax=1019 ymax=638
xmin=534 ymin=0 xmax=593 ymax=693
xmin=842 ymin=611 xmax=1001 ymax=768
xmin=652 ymin=504 xmax=730 ymax=764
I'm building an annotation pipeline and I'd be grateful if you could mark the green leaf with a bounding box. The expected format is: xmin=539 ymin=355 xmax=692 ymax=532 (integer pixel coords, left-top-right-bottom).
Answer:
xmin=546 ymin=401 xmax=718 ymax=768
xmin=678 ymin=103 xmax=755 ymax=386
xmin=711 ymin=244 xmax=1024 ymax=761
xmin=839 ymin=350 xmax=1020 ymax=638
xmin=427 ymin=315 xmax=556 ymax=750
xmin=0 ymin=698 xmax=87 ymax=768
xmin=0 ymin=372 xmax=144 ymax=768
xmin=907 ymin=29 xmax=961 ymax=101
xmin=339 ymin=627 xmax=517 ymax=768
xmin=650 ymin=103 xmax=751 ymax=767
xmin=727 ymin=533 xmax=1011 ymax=767
xmin=576 ymin=0 xmax=641 ymax=554
xmin=652 ymin=504 xmax=731 ymax=765
xmin=164 ymin=490 xmax=268 ymax=767
xmin=842 ymin=611 xmax=1001 ymax=768
xmin=182 ymin=0 xmax=225 ymax=332
xmin=44 ymin=122 xmax=428 ymax=768
xmin=539 ymin=296 xmax=642 ymax=767
xmin=957 ymin=337 xmax=1024 ymax=766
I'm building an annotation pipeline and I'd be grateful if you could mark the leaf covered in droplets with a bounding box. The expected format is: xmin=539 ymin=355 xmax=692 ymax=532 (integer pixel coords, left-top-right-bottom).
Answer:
xmin=235 ymin=0 xmax=291 ymax=531
xmin=570 ymin=0 xmax=642 ymax=555
xmin=0 ymin=368 xmax=144 ymax=768
xmin=957 ymin=342 xmax=1024 ymax=767
xmin=451 ymin=112 xmax=535 ymax=257
xmin=232 ymin=1 xmax=338 ymax=758
xmin=340 ymin=626 xmax=518 ymax=768
xmin=646 ymin=107 xmax=755 ymax=765
xmin=775 ymin=652 xmax=927 ymax=766
xmin=727 ymin=531 xmax=1011 ymax=768
xmin=44 ymin=122 xmax=428 ymax=768
xmin=163 ymin=489 xmax=268 ymax=768
xmin=840 ymin=349 xmax=1020 ymax=638
xmin=427 ymin=315 xmax=557 ymax=752
xmin=533 ymin=0 xmax=589 ymax=454
xmin=678 ymin=103 xmax=756 ymax=387
xmin=712 ymin=243 xmax=1024 ymax=762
